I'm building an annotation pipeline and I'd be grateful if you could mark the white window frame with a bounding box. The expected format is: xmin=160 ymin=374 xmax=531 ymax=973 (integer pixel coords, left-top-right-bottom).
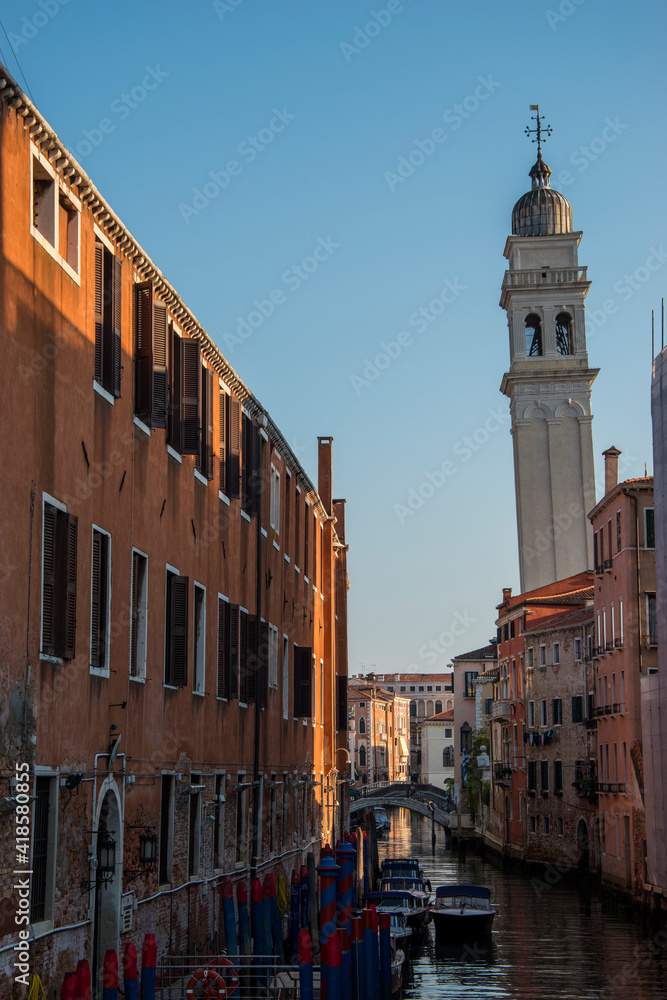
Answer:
xmin=130 ymin=548 xmax=148 ymax=681
xmin=528 ymin=700 xmax=535 ymax=728
xmin=574 ymin=637 xmax=582 ymax=661
xmin=193 ymin=582 xmax=206 ymax=696
xmin=30 ymin=143 xmax=81 ymax=284
xmin=188 ymin=777 xmax=202 ymax=878
xmin=90 ymin=524 xmax=112 ymax=678
xmin=40 ymin=492 xmax=67 ymax=663
xmin=30 ymin=768 xmax=59 ymax=932
xmin=553 ymin=642 xmax=560 ymax=665
xmin=217 ymin=593 xmax=230 ymax=701
xmin=540 ymin=699 xmax=547 ymax=726
xmin=539 ymin=644 xmax=546 ymax=666
xmin=269 ymin=623 xmax=279 ymax=689
xmin=526 ymin=647 xmax=534 ymax=668
xmin=164 ymin=564 xmax=180 ymax=689
xmin=270 ymin=464 xmax=281 ymax=536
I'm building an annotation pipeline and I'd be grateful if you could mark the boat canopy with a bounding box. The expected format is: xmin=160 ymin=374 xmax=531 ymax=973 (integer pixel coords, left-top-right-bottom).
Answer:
xmin=365 ymin=890 xmax=416 ymax=906
xmin=434 ymin=885 xmax=490 ymax=899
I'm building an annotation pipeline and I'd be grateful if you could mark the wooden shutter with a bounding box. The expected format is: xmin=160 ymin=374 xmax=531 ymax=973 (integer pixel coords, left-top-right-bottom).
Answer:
xmin=294 ymin=646 xmax=312 ymax=717
xmin=94 ymin=244 xmax=104 ymax=383
xmin=249 ymin=422 xmax=261 ymax=518
xmin=217 ymin=599 xmax=229 ymax=698
xmin=239 ymin=609 xmax=248 ymax=703
xmin=180 ymin=338 xmax=201 ymax=455
xmin=62 ymin=513 xmax=77 ymax=660
xmin=337 ymin=674 xmax=347 ymax=731
xmin=169 ymin=326 xmax=182 ymax=451
xmin=134 ymin=281 xmax=153 ymax=421
xmin=152 ymin=300 xmax=168 ymax=428
xmin=204 ymin=368 xmax=214 ymax=479
xmin=228 ymin=604 xmax=239 ymax=699
xmin=219 ymin=390 xmax=227 ymax=494
xmin=111 ymin=256 xmax=122 ymax=398
xmin=90 ymin=531 xmax=102 ymax=668
xmin=246 ymin=614 xmax=258 ymax=704
xmin=169 ymin=575 xmax=189 ymax=686
xmin=41 ymin=503 xmax=57 ymax=656
xmin=227 ymin=396 xmax=240 ymax=499
xmin=259 ymin=620 xmax=269 ymax=709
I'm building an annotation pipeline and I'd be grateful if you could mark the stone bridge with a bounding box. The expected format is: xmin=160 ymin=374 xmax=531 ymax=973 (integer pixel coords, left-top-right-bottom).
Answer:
xmin=349 ymin=782 xmax=452 ymax=830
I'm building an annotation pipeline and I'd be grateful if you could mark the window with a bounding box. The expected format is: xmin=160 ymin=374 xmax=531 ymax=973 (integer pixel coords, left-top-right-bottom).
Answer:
xmin=219 ymin=391 xmax=241 ymax=499
xmin=553 ymin=642 xmax=560 ymax=664
xmin=400 ymin=686 xmax=406 ymax=692
xmin=130 ymin=550 xmax=148 ymax=679
xmin=442 ymin=747 xmax=454 ymax=767
xmin=134 ymin=282 xmax=169 ymax=429
xmin=502 ymin=623 xmax=508 ymax=642
xmin=616 ymin=510 xmax=622 ymax=553
xmin=337 ymin=675 xmax=348 ymax=732
xmin=195 ymin=366 xmax=215 ymax=480
xmin=409 ymin=685 xmax=415 ymax=692
xmin=528 ymin=700 xmax=535 ymax=727
xmin=270 ymin=465 xmax=281 ymax=536
xmin=193 ymin=584 xmax=206 ymax=695
xmin=427 ymin=685 xmax=432 ymax=692
xmin=293 ymin=646 xmax=313 ymax=717
xmin=554 ymin=759 xmax=563 ymax=792
xmin=90 ymin=527 xmax=111 ymax=674
xmin=94 ymin=242 xmax=122 ymax=397
xmin=544 ymin=816 xmax=550 ymax=834
xmin=619 ymin=599 xmax=624 ymax=643
xmin=527 ymin=647 xmax=534 ymax=668
xmin=540 ymin=700 xmax=547 ymax=726
xmin=485 ymin=697 xmax=493 ymax=716
xmin=409 ymin=702 xmax=416 ymax=717
xmin=540 ymin=760 xmax=549 ymax=791
xmin=31 ymin=151 xmax=80 ymax=278
xmin=620 ymin=671 xmax=626 ymax=712
xmin=284 ymin=473 xmax=291 ymax=557
xmin=216 ymin=599 xmax=238 ymax=700
xmin=648 ymin=594 xmax=657 ymax=644
xmin=528 ymin=761 xmax=537 ymax=790
xmin=188 ymin=775 xmax=202 ymax=877
xmin=435 ymin=700 xmax=442 ymax=714
xmin=558 ymin=817 xmax=564 ymax=835
xmin=41 ymin=499 xmax=77 ymax=661
xmin=572 ymin=695 xmax=584 ymax=723
xmin=525 ymin=313 xmax=543 ymax=356
xmin=30 ymin=774 xmax=57 ymax=924
xmin=464 ymin=672 xmax=479 ymax=698
xmin=159 ymin=774 xmax=175 ymax=884
xmin=540 ymin=645 xmax=546 ymax=666
xmin=294 ymin=489 xmax=301 ymax=569
xmin=460 ymin=722 xmax=472 ymax=753
xmin=555 ymin=312 xmax=573 ymax=355
xmin=282 ymin=636 xmax=289 ymax=719
xmin=645 ymin=508 xmax=655 ymax=549
xmin=165 ymin=569 xmax=188 ymax=686
xmin=269 ymin=624 xmax=279 ymax=689
xmin=552 ymin=698 xmax=562 ymax=725
xmin=359 ymin=745 xmax=366 ymax=767
xmin=574 ymin=638 xmax=582 ymax=661
xmin=241 ymin=413 xmax=260 ymax=515
xmin=304 ymin=500 xmax=310 ymax=580
xmin=444 ymin=727 xmax=453 ymax=738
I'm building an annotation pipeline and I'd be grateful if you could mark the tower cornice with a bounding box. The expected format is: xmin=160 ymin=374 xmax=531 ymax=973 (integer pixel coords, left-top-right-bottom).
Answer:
xmin=500 ymin=366 xmax=600 ymax=399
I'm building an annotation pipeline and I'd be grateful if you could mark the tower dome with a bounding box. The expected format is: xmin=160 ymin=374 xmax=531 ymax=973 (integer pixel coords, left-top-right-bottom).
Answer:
xmin=511 ymin=151 xmax=573 ymax=237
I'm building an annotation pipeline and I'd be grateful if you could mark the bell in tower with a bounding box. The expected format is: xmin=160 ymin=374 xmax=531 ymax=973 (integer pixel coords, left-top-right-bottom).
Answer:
xmin=500 ymin=107 xmax=599 ymax=592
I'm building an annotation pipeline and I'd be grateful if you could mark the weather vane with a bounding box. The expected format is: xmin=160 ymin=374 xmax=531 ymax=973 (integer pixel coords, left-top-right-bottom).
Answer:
xmin=525 ymin=105 xmax=552 ymax=156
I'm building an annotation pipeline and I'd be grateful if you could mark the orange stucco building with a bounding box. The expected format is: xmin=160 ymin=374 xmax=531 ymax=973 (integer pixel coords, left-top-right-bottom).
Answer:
xmin=0 ymin=66 xmax=349 ymax=993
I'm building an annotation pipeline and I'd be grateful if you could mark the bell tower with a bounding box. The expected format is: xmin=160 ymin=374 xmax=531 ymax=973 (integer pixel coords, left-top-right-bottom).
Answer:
xmin=500 ymin=108 xmax=598 ymax=592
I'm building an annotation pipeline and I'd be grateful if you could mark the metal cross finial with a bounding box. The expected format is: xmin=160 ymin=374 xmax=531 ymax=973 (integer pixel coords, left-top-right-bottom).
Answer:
xmin=525 ymin=105 xmax=552 ymax=155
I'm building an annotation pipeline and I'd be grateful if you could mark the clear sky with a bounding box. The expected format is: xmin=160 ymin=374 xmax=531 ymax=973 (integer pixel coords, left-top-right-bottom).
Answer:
xmin=4 ymin=0 xmax=666 ymax=674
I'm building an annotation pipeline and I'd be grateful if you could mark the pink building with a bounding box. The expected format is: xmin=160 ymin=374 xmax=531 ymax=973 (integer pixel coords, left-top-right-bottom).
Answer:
xmin=588 ymin=448 xmax=656 ymax=895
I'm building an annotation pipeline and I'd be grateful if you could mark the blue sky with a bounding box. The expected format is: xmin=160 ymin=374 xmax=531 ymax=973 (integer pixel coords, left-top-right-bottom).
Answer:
xmin=4 ymin=0 xmax=666 ymax=674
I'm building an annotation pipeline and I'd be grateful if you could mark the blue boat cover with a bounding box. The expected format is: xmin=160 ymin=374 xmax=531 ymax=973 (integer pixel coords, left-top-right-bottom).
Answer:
xmin=434 ymin=885 xmax=490 ymax=899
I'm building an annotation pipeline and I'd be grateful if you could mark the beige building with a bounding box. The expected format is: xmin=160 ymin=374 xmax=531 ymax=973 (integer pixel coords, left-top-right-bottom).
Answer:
xmin=416 ymin=709 xmax=455 ymax=786
xmin=348 ymin=681 xmax=409 ymax=784
xmin=450 ymin=645 xmax=498 ymax=804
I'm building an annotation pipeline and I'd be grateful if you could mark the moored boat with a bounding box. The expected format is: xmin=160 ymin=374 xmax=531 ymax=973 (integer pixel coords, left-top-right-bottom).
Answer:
xmin=431 ymin=884 xmax=497 ymax=941
xmin=365 ymin=889 xmax=431 ymax=936
xmin=374 ymin=807 xmax=391 ymax=833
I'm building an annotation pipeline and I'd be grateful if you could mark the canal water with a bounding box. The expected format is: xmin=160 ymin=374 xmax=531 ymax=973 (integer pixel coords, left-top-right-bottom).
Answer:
xmin=377 ymin=807 xmax=666 ymax=1000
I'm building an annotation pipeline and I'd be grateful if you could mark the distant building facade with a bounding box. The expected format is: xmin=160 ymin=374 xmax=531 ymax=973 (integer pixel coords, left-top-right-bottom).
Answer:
xmin=450 ymin=646 xmax=497 ymax=804
xmin=416 ymin=709 xmax=455 ymax=786
xmin=348 ymin=682 xmax=409 ymax=784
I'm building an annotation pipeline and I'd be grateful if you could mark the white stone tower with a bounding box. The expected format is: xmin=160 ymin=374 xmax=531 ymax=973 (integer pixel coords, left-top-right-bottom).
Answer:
xmin=500 ymin=109 xmax=598 ymax=592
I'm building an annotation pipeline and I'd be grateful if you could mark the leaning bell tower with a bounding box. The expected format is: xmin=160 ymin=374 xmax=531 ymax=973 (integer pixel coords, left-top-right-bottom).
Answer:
xmin=500 ymin=108 xmax=598 ymax=592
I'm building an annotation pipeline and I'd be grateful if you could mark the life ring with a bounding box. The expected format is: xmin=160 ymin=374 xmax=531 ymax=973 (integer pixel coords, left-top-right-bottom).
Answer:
xmin=185 ymin=966 xmax=226 ymax=999
xmin=208 ymin=957 xmax=239 ymax=997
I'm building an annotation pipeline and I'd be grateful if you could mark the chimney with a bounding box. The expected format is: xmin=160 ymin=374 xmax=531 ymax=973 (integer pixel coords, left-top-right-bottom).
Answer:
xmin=502 ymin=587 xmax=512 ymax=603
xmin=317 ymin=437 xmax=333 ymax=514
xmin=602 ymin=446 xmax=622 ymax=496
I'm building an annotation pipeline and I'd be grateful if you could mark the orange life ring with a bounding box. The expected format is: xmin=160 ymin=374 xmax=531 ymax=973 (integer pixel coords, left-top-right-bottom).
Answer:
xmin=207 ymin=957 xmax=239 ymax=996
xmin=185 ymin=966 xmax=226 ymax=1000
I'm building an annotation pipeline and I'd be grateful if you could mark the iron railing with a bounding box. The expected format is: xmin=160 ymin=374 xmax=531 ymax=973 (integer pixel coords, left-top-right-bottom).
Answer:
xmin=156 ymin=955 xmax=311 ymax=1000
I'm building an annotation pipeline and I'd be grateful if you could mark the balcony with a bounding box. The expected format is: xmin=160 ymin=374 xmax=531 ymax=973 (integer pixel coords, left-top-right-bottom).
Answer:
xmin=605 ymin=641 xmax=614 ymax=652
xmin=502 ymin=266 xmax=588 ymax=288
xmin=492 ymin=699 xmax=513 ymax=721
xmin=494 ymin=764 xmax=512 ymax=784
xmin=597 ymin=782 xmax=627 ymax=794
xmin=595 ymin=565 xmax=604 ymax=577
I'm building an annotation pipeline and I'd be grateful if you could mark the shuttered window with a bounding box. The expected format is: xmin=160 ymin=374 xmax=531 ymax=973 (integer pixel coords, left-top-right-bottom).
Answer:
xmin=241 ymin=414 xmax=260 ymax=515
xmin=94 ymin=243 xmax=122 ymax=397
xmin=337 ymin=674 xmax=348 ymax=731
xmin=219 ymin=388 xmax=228 ymax=495
xmin=165 ymin=571 xmax=188 ymax=686
xmin=134 ymin=281 xmax=168 ymax=426
xmin=217 ymin=598 xmax=230 ymax=698
xmin=90 ymin=528 xmax=110 ymax=672
xmin=30 ymin=777 xmax=53 ymax=923
xmin=293 ymin=646 xmax=313 ymax=718
xmin=196 ymin=367 xmax=214 ymax=479
xmin=41 ymin=501 xmax=77 ymax=660
xmin=227 ymin=396 xmax=241 ymax=499
xmin=130 ymin=551 xmax=148 ymax=679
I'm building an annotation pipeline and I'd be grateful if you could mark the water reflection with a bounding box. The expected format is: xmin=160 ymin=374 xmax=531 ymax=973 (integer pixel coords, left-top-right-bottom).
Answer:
xmin=375 ymin=807 xmax=666 ymax=1000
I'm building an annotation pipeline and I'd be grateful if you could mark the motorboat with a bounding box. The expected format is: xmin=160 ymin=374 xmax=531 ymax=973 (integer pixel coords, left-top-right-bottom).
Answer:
xmin=431 ymin=884 xmax=497 ymax=941
xmin=384 ymin=909 xmax=413 ymax=954
xmin=364 ymin=889 xmax=431 ymax=936
xmin=378 ymin=876 xmax=431 ymax=906
xmin=380 ymin=859 xmax=432 ymax=894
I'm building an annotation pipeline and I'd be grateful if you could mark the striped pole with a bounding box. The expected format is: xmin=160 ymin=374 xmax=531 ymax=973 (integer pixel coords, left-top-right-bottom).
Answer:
xmin=349 ymin=831 xmax=358 ymax=907
xmin=368 ymin=905 xmax=380 ymax=1000
xmin=317 ymin=854 xmax=341 ymax=998
xmin=298 ymin=928 xmax=314 ymax=1000
xmin=362 ymin=908 xmax=374 ymax=1000
xmin=350 ymin=916 xmax=364 ymax=1000
xmin=261 ymin=875 xmax=274 ymax=958
xmin=335 ymin=841 xmax=356 ymax=936
xmin=300 ymin=864 xmax=310 ymax=929
xmin=123 ymin=942 xmax=138 ymax=1000
xmin=75 ymin=959 xmax=91 ymax=1000
xmin=290 ymin=869 xmax=301 ymax=963
xmin=252 ymin=876 xmax=266 ymax=955
xmin=222 ymin=877 xmax=238 ymax=958
xmin=362 ymin=833 xmax=369 ymax=896
xmin=140 ymin=933 xmax=156 ymax=1000
xmin=328 ymin=925 xmax=342 ymax=1000
xmin=102 ymin=949 xmax=118 ymax=1000
xmin=264 ymin=873 xmax=284 ymax=959
xmin=379 ymin=913 xmax=392 ymax=1000
xmin=338 ymin=927 xmax=351 ymax=1000
xmin=237 ymin=881 xmax=251 ymax=956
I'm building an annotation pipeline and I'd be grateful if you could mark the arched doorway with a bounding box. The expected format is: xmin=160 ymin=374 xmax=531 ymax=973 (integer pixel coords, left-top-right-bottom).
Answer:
xmin=94 ymin=780 xmax=123 ymax=995
xmin=576 ymin=818 xmax=590 ymax=868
